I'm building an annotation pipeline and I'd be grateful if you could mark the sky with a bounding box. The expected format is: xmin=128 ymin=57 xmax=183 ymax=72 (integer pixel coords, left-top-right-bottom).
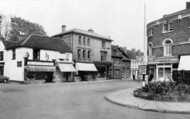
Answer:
xmin=0 ymin=0 xmax=188 ymax=51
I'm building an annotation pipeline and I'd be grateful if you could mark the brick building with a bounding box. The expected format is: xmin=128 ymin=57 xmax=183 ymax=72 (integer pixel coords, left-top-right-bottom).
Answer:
xmin=147 ymin=2 xmax=190 ymax=80
xmin=110 ymin=45 xmax=130 ymax=79
xmin=52 ymin=26 xmax=112 ymax=80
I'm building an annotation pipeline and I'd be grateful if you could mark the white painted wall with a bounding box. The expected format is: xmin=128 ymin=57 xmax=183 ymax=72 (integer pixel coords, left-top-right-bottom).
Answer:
xmin=3 ymin=46 xmax=72 ymax=81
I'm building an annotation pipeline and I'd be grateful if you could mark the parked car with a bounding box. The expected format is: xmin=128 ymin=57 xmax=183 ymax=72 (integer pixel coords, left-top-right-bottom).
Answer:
xmin=0 ymin=75 xmax=9 ymax=83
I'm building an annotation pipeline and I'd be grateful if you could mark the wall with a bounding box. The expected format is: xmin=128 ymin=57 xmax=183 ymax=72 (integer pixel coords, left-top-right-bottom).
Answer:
xmin=148 ymin=15 xmax=190 ymax=58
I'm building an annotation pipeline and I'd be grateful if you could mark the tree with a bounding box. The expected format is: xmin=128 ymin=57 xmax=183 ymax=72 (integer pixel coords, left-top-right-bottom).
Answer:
xmin=121 ymin=47 xmax=144 ymax=59
xmin=1 ymin=15 xmax=47 ymax=41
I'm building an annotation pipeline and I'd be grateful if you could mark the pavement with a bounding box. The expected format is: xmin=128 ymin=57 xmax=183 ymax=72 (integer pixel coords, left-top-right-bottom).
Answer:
xmin=105 ymin=88 xmax=190 ymax=114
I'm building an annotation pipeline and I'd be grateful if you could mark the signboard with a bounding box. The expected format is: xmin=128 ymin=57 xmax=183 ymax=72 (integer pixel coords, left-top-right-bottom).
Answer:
xmin=138 ymin=65 xmax=147 ymax=75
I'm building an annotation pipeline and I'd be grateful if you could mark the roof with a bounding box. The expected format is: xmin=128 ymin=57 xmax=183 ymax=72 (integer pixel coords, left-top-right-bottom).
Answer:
xmin=148 ymin=8 xmax=190 ymax=27
xmin=111 ymin=45 xmax=130 ymax=61
xmin=52 ymin=28 xmax=112 ymax=41
xmin=2 ymin=34 xmax=71 ymax=53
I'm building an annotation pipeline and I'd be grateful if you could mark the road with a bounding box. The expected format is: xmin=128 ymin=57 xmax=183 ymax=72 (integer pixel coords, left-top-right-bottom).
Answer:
xmin=0 ymin=80 xmax=189 ymax=119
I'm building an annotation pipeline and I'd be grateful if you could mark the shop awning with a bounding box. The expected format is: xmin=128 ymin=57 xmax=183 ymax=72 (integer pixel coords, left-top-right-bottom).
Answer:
xmin=76 ymin=63 xmax=97 ymax=72
xmin=25 ymin=65 xmax=56 ymax=72
xmin=178 ymin=55 xmax=190 ymax=70
xmin=58 ymin=63 xmax=76 ymax=72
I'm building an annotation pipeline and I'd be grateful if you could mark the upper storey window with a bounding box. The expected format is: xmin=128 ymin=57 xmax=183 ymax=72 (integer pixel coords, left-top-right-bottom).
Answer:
xmin=147 ymin=29 xmax=153 ymax=37
xmin=163 ymin=39 xmax=173 ymax=57
xmin=162 ymin=22 xmax=174 ymax=33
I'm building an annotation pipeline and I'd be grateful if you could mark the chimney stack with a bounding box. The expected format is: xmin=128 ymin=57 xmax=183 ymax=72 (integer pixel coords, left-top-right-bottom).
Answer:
xmin=88 ymin=29 xmax=94 ymax=33
xmin=186 ymin=2 xmax=190 ymax=9
xmin=61 ymin=25 xmax=66 ymax=33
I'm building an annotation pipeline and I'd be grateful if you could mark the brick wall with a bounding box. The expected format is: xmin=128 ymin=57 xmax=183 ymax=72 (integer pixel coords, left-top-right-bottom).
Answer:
xmin=148 ymin=16 xmax=190 ymax=57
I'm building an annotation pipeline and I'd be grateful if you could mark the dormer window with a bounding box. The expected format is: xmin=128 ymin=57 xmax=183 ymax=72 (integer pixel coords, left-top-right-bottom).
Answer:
xmin=163 ymin=22 xmax=174 ymax=33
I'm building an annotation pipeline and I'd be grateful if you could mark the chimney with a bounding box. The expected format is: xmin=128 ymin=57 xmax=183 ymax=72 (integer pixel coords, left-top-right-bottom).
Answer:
xmin=88 ymin=29 xmax=94 ymax=33
xmin=61 ymin=25 xmax=66 ymax=33
xmin=186 ymin=2 xmax=190 ymax=9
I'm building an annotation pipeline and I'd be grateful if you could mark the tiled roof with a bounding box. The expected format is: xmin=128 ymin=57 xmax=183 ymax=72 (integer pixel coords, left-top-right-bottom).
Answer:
xmin=111 ymin=45 xmax=130 ymax=61
xmin=2 ymin=34 xmax=71 ymax=53
xmin=52 ymin=28 xmax=112 ymax=41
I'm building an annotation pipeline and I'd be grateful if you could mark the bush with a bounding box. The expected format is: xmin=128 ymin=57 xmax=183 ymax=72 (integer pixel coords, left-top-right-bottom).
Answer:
xmin=134 ymin=82 xmax=190 ymax=102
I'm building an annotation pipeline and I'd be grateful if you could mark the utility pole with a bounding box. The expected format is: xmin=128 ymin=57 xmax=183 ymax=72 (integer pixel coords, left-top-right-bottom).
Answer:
xmin=144 ymin=0 xmax=148 ymax=65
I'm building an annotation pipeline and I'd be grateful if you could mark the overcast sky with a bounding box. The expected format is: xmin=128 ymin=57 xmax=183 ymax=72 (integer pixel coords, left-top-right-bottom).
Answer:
xmin=0 ymin=0 xmax=188 ymax=51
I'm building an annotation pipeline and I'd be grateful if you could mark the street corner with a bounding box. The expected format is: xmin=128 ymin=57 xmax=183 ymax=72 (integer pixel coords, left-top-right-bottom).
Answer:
xmin=104 ymin=88 xmax=190 ymax=114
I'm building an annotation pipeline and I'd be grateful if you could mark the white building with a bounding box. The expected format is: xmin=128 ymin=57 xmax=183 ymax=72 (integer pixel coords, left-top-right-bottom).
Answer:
xmin=0 ymin=34 xmax=75 ymax=83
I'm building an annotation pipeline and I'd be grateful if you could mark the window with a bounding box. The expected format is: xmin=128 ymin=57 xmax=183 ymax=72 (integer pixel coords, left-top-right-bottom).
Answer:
xmin=148 ymin=29 xmax=153 ymax=37
xmin=33 ymin=49 xmax=40 ymax=60
xmin=83 ymin=49 xmax=86 ymax=60
xmin=101 ymin=51 xmax=107 ymax=61
xmin=102 ymin=41 xmax=106 ymax=48
xmin=78 ymin=35 xmax=81 ymax=45
xmin=87 ymin=50 xmax=91 ymax=59
xmin=163 ymin=22 xmax=174 ymax=33
xmin=83 ymin=36 xmax=86 ymax=45
xmin=77 ymin=49 xmax=81 ymax=60
xmin=148 ymin=43 xmax=153 ymax=56
xmin=87 ymin=38 xmax=90 ymax=46
xmin=12 ymin=49 xmax=16 ymax=60
xmin=17 ymin=61 xmax=22 ymax=67
xmin=0 ymin=51 xmax=4 ymax=61
xmin=163 ymin=39 xmax=173 ymax=56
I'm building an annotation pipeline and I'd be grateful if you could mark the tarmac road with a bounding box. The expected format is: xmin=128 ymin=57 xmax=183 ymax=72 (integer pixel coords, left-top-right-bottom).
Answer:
xmin=0 ymin=80 xmax=189 ymax=119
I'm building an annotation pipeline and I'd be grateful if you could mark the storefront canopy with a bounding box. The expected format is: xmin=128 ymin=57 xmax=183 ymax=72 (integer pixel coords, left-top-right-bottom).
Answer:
xmin=76 ymin=63 xmax=97 ymax=72
xmin=178 ymin=55 xmax=190 ymax=70
xmin=58 ymin=63 xmax=76 ymax=72
xmin=25 ymin=65 xmax=56 ymax=72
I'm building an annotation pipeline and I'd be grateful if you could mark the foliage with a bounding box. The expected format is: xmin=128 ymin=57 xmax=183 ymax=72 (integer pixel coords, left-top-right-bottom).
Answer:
xmin=121 ymin=47 xmax=144 ymax=59
xmin=134 ymin=82 xmax=190 ymax=102
xmin=3 ymin=16 xmax=47 ymax=41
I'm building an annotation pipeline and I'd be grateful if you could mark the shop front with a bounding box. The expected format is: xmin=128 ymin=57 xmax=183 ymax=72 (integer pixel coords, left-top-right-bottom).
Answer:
xmin=94 ymin=61 xmax=112 ymax=80
xmin=56 ymin=62 xmax=76 ymax=82
xmin=148 ymin=56 xmax=179 ymax=81
xmin=75 ymin=62 xmax=97 ymax=81
xmin=25 ymin=60 xmax=56 ymax=83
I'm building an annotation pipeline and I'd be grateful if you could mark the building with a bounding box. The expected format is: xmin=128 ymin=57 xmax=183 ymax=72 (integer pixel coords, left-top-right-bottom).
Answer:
xmin=147 ymin=2 xmax=190 ymax=81
xmin=130 ymin=56 xmax=146 ymax=80
xmin=110 ymin=45 xmax=130 ymax=79
xmin=0 ymin=34 xmax=75 ymax=83
xmin=52 ymin=26 xmax=112 ymax=80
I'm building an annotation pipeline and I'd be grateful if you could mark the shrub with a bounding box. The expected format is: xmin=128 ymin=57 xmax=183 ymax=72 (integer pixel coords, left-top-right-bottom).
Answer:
xmin=133 ymin=82 xmax=190 ymax=102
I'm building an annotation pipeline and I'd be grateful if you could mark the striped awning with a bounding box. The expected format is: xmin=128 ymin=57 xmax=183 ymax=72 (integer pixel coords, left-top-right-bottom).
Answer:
xmin=25 ymin=65 xmax=56 ymax=72
xmin=58 ymin=63 xmax=76 ymax=72
xmin=76 ymin=63 xmax=97 ymax=72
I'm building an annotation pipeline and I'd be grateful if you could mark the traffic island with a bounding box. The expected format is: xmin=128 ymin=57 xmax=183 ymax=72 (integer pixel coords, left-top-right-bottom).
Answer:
xmin=105 ymin=88 xmax=190 ymax=114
